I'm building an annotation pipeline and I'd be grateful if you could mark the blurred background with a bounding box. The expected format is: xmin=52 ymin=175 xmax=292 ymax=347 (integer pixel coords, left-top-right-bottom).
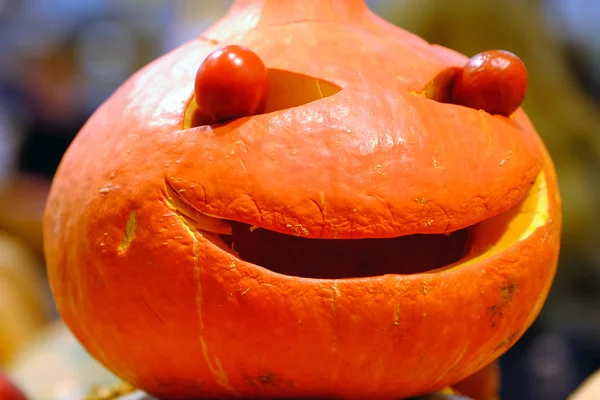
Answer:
xmin=0 ymin=1 xmax=598 ymax=399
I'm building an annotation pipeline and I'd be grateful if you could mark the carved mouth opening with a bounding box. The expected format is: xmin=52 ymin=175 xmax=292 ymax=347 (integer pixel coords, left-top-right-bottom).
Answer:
xmin=166 ymin=171 xmax=548 ymax=280
xmin=164 ymin=182 xmax=472 ymax=279
xmin=219 ymin=222 xmax=469 ymax=279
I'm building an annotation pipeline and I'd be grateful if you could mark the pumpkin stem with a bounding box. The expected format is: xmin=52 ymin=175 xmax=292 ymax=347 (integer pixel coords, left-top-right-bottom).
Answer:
xmin=204 ymin=0 xmax=372 ymax=42
xmin=233 ymin=0 xmax=370 ymax=24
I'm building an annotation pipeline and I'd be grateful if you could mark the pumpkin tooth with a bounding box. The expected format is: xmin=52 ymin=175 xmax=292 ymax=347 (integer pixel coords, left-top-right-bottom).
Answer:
xmin=164 ymin=181 xmax=232 ymax=235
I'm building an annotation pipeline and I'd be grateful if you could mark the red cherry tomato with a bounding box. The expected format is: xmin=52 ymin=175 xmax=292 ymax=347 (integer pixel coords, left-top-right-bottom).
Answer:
xmin=194 ymin=45 xmax=269 ymax=124
xmin=450 ymin=50 xmax=528 ymax=116
xmin=0 ymin=372 xmax=28 ymax=400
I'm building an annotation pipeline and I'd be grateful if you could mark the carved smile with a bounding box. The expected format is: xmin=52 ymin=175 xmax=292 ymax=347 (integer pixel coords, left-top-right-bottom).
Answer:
xmin=164 ymin=171 xmax=548 ymax=279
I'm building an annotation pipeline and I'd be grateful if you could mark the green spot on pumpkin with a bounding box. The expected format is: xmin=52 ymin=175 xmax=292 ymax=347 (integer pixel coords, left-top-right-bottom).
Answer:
xmin=118 ymin=211 xmax=137 ymax=254
xmin=500 ymin=283 xmax=517 ymax=302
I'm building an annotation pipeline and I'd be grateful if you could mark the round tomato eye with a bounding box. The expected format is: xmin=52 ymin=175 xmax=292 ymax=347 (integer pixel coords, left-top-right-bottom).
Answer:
xmin=450 ymin=49 xmax=528 ymax=116
xmin=194 ymin=45 xmax=270 ymax=124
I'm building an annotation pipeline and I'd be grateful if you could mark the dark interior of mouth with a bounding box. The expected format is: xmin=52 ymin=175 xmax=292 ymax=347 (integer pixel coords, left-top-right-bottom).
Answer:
xmin=219 ymin=221 xmax=469 ymax=279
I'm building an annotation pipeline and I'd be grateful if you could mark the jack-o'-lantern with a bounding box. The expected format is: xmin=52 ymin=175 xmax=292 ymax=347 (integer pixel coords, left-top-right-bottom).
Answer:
xmin=43 ymin=0 xmax=561 ymax=398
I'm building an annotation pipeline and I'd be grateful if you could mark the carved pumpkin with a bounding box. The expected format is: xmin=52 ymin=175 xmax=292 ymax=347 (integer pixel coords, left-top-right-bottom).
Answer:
xmin=43 ymin=0 xmax=561 ymax=398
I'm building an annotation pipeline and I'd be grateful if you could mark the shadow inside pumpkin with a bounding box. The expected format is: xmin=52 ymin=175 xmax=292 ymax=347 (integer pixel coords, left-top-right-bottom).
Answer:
xmin=417 ymin=67 xmax=463 ymax=104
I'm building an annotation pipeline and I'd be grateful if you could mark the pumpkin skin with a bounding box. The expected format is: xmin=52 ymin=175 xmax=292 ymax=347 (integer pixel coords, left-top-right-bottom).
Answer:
xmin=43 ymin=0 xmax=561 ymax=399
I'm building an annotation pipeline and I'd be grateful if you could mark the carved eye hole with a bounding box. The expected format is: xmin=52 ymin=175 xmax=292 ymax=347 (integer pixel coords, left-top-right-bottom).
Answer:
xmin=185 ymin=45 xmax=341 ymax=128
xmin=420 ymin=50 xmax=528 ymax=117
xmin=263 ymin=69 xmax=341 ymax=113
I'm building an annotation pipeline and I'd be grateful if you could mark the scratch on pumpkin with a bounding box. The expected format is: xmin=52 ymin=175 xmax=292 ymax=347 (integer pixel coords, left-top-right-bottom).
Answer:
xmin=330 ymin=283 xmax=341 ymax=314
xmin=319 ymin=191 xmax=327 ymax=217
xmin=494 ymin=332 xmax=518 ymax=352
xmin=329 ymin=283 xmax=341 ymax=387
xmin=316 ymin=79 xmax=324 ymax=99
xmin=177 ymin=212 xmax=239 ymax=395
xmin=118 ymin=211 xmax=137 ymax=254
xmin=393 ymin=303 xmax=400 ymax=326
xmin=309 ymin=199 xmax=325 ymax=237
xmin=428 ymin=344 xmax=469 ymax=389
xmin=141 ymin=296 xmax=165 ymax=324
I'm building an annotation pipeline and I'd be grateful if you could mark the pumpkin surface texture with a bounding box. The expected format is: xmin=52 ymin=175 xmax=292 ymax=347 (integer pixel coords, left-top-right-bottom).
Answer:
xmin=43 ymin=0 xmax=561 ymax=398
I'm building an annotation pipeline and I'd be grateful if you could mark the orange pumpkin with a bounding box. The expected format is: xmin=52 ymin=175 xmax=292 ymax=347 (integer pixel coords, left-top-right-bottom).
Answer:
xmin=43 ymin=0 xmax=561 ymax=398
